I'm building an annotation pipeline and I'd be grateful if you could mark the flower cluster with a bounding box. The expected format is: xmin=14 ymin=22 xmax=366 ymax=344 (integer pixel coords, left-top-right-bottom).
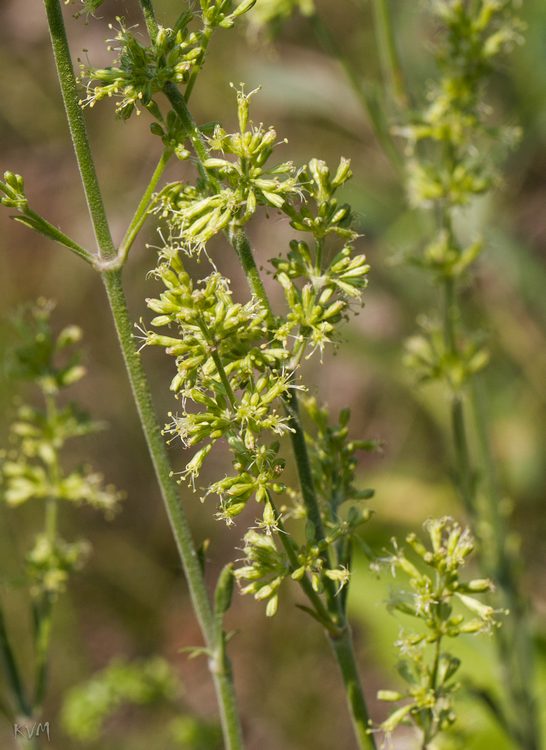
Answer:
xmin=235 ymin=402 xmax=374 ymax=616
xmin=0 ymin=170 xmax=27 ymax=210
xmin=404 ymin=320 xmax=489 ymax=389
xmin=271 ymin=158 xmax=369 ymax=357
xmin=80 ymin=18 xmax=204 ymax=119
xmin=235 ymin=530 xmax=289 ymax=617
xmin=65 ymin=0 xmax=104 ymax=19
xmin=142 ymin=89 xmax=370 ymax=533
xmin=398 ymin=1 xmax=523 ymax=395
xmin=246 ymin=0 xmax=315 ymax=32
xmin=0 ymin=301 xmax=122 ymax=596
xmin=79 ymin=3 xmax=258 ymax=120
xmin=376 ymin=517 xmax=500 ymax=746
xmin=400 ymin=1 xmax=524 ymax=213
xmin=155 ymin=84 xmax=302 ymax=247
xmin=142 ymin=248 xmax=290 ymax=523
xmin=135 ymin=81 xmax=375 ymax=627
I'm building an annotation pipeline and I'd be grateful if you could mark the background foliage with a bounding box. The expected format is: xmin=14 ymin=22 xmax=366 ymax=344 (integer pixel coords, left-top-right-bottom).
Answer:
xmin=0 ymin=1 xmax=544 ymax=748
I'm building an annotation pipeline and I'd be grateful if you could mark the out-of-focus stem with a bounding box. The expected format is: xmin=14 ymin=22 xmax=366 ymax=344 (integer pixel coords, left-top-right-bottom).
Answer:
xmin=308 ymin=11 xmax=403 ymax=172
xmin=370 ymin=0 xmax=408 ymax=108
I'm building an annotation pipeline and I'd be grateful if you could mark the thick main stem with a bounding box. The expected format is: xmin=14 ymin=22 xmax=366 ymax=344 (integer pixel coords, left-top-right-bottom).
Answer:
xmin=42 ymin=2 xmax=244 ymax=747
xmin=101 ymin=271 xmax=243 ymax=750
xmin=330 ymin=628 xmax=375 ymax=750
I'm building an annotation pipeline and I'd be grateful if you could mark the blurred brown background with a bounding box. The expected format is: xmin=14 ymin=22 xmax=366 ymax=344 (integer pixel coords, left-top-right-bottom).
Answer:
xmin=0 ymin=1 xmax=545 ymax=748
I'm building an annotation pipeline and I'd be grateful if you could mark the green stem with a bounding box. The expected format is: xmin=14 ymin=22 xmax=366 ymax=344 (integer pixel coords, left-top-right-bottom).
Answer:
xmin=163 ymin=82 xmax=217 ymax=185
xmin=441 ymin=279 xmax=477 ymax=522
xmin=42 ymin=3 xmax=244 ymax=748
xmin=22 ymin=209 xmax=92 ymax=264
xmin=101 ymin=272 xmax=244 ymax=750
xmin=282 ymin=497 xmax=375 ymax=747
xmin=330 ymin=628 xmax=376 ymax=750
xmin=370 ymin=0 xmax=408 ymax=108
xmin=117 ymin=149 xmax=171 ymax=265
xmin=33 ymin=595 xmax=53 ymax=712
xmin=229 ymin=228 xmax=273 ymax=319
xmin=442 ymin=279 xmax=541 ymax=749
xmin=271 ymin=504 xmax=340 ymax=635
xmin=33 ymin=396 xmax=59 ymax=711
xmin=155 ymin=15 xmax=376 ymax=747
xmin=284 ymin=391 xmax=327 ymax=544
xmin=210 ymin=349 xmax=237 ymax=408
xmin=308 ymin=12 xmax=403 ymax=173
xmin=139 ymin=0 xmax=159 ymax=38
xmin=470 ymin=380 xmax=541 ymax=750
xmin=0 ymin=601 xmax=31 ymax=717
xmin=43 ymin=0 xmax=116 ymax=263
xmin=450 ymin=395 xmax=476 ymax=520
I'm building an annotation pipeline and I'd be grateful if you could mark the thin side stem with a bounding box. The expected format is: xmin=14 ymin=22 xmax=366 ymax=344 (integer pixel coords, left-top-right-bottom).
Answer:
xmin=284 ymin=391 xmax=327 ymax=545
xmin=21 ymin=209 xmax=93 ymax=264
xmin=42 ymin=3 xmax=244 ymax=747
xmin=43 ymin=0 xmax=116 ymax=263
xmin=163 ymin=82 xmax=217 ymax=185
xmin=229 ymin=228 xmax=273 ymax=320
xmin=272 ymin=505 xmax=340 ymax=635
xmin=117 ymin=148 xmax=171 ymax=264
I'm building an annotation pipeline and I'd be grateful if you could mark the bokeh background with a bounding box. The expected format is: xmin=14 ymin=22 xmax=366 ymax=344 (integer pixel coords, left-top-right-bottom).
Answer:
xmin=0 ymin=1 xmax=545 ymax=748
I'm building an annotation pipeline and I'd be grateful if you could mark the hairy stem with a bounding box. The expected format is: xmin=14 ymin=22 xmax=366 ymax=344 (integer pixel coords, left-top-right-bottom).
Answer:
xmin=102 ymin=271 xmax=244 ymax=750
xmin=22 ymin=208 xmax=92 ymax=264
xmin=42 ymin=2 xmax=244 ymax=747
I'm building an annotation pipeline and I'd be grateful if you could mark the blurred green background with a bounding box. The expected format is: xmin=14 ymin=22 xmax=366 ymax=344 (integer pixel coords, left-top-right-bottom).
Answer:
xmin=0 ymin=1 xmax=544 ymax=748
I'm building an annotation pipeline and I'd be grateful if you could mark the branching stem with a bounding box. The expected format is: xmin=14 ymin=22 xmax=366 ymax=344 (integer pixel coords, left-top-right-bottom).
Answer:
xmin=42 ymin=2 xmax=244 ymax=747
